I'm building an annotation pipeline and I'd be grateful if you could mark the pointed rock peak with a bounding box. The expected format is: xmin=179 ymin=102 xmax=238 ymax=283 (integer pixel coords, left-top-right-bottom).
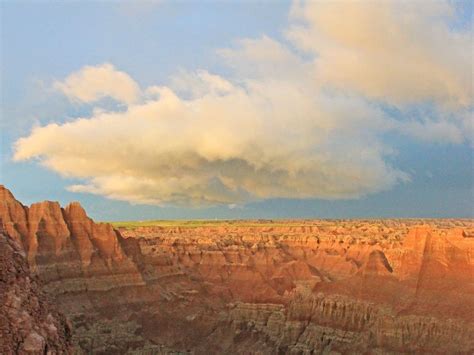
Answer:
xmin=407 ymin=225 xmax=433 ymax=239
xmin=64 ymin=201 xmax=89 ymax=220
xmin=360 ymin=250 xmax=393 ymax=276
xmin=0 ymin=185 xmax=26 ymax=213
xmin=403 ymin=225 xmax=433 ymax=251
xmin=0 ymin=185 xmax=19 ymax=202
xmin=65 ymin=201 xmax=86 ymax=211
xmin=0 ymin=186 xmax=28 ymax=243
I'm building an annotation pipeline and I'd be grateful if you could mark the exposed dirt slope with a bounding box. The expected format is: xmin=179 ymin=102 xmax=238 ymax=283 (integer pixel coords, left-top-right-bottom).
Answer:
xmin=1 ymin=185 xmax=473 ymax=354
xmin=0 ymin=232 xmax=72 ymax=354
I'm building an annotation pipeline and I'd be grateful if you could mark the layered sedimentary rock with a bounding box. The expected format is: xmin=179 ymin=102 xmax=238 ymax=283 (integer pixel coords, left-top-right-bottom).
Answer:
xmin=1 ymin=185 xmax=473 ymax=354
xmin=0 ymin=185 xmax=145 ymax=296
xmin=0 ymin=186 xmax=29 ymax=245
xmin=0 ymin=232 xmax=72 ymax=354
xmin=116 ymin=221 xmax=474 ymax=354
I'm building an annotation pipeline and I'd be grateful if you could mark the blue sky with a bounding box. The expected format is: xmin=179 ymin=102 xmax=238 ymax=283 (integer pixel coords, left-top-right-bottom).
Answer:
xmin=1 ymin=0 xmax=472 ymax=220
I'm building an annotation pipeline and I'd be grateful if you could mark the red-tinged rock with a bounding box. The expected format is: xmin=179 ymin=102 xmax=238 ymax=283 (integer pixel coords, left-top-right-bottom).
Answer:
xmin=2 ymin=185 xmax=474 ymax=353
xmin=63 ymin=201 xmax=124 ymax=267
xmin=0 ymin=184 xmax=29 ymax=245
xmin=358 ymin=249 xmax=393 ymax=276
xmin=1 ymin=187 xmax=142 ymax=291
xmin=0 ymin=233 xmax=72 ymax=354
xmin=27 ymin=201 xmax=71 ymax=268
xmin=62 ymin=202 xmax=95 ymax=267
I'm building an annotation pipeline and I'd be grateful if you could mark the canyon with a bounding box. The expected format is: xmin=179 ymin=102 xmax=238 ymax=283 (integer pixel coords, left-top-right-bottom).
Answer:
xmin=0 ymin=184 xmax=473 ymax=354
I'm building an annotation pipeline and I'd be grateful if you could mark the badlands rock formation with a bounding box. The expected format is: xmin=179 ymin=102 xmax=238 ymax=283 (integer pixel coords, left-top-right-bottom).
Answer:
xmin=0 ymin=231 xmax=72 ymax=353
xmin=1 ymin=185 xmax=473 ymax=354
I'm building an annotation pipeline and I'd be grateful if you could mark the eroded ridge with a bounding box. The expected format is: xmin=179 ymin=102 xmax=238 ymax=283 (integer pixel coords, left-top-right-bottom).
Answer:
xmin=1 ymin=185 xmax=473 ymax=354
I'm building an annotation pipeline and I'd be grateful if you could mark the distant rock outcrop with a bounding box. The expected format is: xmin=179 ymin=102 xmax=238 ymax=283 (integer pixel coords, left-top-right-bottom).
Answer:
xmin=359 ymin=249 xmax=393 ymax=276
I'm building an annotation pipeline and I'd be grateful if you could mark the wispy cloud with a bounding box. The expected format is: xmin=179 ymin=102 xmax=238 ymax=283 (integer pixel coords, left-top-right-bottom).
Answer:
xmin=287 ymin=0 xmax=472 ymax=108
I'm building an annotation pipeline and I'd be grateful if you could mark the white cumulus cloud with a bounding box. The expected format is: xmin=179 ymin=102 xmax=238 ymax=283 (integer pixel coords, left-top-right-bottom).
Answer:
xmin=12 ymin=0 xmax=471 ymax=206
xmin=54 ymin=63 xmax=141 ymax=104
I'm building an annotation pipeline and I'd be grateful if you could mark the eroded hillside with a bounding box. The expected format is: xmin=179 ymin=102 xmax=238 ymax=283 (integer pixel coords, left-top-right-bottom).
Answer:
xmin=0 ymin=231 xmax=72 ymax=354
xmin=1 ymin=185 xmax=473 ymax=354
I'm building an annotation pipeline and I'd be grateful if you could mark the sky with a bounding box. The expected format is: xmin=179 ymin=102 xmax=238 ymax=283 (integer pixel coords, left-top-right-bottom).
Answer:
xmin=1 ymin=0 xmax=473 ymax=221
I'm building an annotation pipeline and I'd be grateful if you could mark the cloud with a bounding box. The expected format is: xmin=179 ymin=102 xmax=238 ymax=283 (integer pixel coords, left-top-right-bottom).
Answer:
xmin=13 ymin=61 xmax=408 ymax=205
xmin=12 ymin=0 xmax=471 ymax=206
xmin=400 ymin=120 xmax=465 ymax=145
xmin=170 ymin=69 xmax=235 ymax=98
xmin=53 ymin=63 xmax=141 ymax=104
xmin=287 ymin=0 xmax=472 ymax=108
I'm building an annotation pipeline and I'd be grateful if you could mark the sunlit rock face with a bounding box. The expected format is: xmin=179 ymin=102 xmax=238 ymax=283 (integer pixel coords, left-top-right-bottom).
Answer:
xmin=1 ymin=185 xmax=473 ymax=354
xmin=0 ymin=185 xmax=145 ymax=295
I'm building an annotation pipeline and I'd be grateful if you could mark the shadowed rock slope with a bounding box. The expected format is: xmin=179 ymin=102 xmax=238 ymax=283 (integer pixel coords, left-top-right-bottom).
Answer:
xmin=1 ymin=185 xmax=473 ymax=354
xmin=0 ymin=231 xmax=72 ymax=354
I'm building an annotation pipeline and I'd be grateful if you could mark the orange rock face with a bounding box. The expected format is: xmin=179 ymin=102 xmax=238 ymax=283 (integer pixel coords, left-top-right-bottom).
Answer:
xmin=1 ymin=185 xmax=473 ymax=353
xmin=0 ymin=185 xmax=144 ymax=294
xmin=0 ymin=185 xmax=29 ymax=245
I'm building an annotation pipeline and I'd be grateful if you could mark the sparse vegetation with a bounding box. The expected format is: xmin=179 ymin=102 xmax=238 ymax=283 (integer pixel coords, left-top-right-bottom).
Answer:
xmin=108 ymin=218 xmax=474 ymax=230
xmin=109 ymin=219 xmax=311 ymax=229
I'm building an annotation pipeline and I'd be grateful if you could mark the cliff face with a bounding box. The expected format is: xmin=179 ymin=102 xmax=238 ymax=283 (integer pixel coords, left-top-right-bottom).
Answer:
xmin=0 ymin=185 xmax=144 ymax=295
xmin=117 ymin=222 xmax=474 ymax=353
xmin=0 ymin=232 xmax=72 ymax=354
xmin=1 ymin=185 xmax=473 ymax=354
xmin=0 ymin=186 xmax=29 ymax=245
